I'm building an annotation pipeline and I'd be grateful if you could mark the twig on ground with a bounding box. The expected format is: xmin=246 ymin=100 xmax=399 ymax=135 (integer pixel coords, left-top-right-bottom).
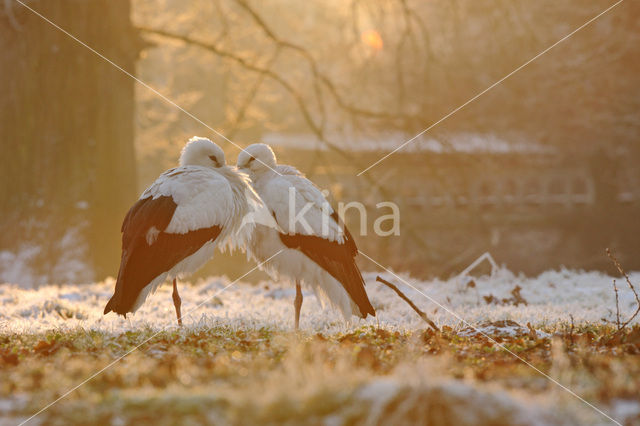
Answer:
xmin=606 ymin=248 xmax=640 ymax=335
xmin=569 ymin=314 xmax=575 ymax=346
xmin=613 ymin=279 xmax=621 ymax=330
xmin=375 ymin=276 xmax=439 ymax=331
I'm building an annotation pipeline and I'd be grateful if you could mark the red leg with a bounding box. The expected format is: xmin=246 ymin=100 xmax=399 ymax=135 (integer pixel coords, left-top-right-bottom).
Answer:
xmin=172 ymin=279 xmax=182 ymax=326
xmin=294 ymin=281 xmax=303 ymax=330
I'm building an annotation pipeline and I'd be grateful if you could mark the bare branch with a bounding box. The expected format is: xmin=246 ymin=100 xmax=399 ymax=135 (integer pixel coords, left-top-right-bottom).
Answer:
xmin=233 ymin=0 xmax=405 ymax=122
xmin=376 ymin=275 xmax=439 ymax=331
xmin=135 ymin=26 xmax=324 ymax=136
xmin=606 ymin=248 xmax=640 ymax=335
xmin=612 ymin=279 xmax=621 ymax=330
xmin=226 ymin=47 xmax=281 ymax=139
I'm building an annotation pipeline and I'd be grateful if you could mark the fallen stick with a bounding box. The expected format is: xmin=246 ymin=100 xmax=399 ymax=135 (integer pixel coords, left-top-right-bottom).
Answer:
xmin=375 ymin=276 xmax=439 ymax=332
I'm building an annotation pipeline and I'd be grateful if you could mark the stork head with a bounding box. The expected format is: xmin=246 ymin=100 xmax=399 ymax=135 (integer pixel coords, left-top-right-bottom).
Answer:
xmin=237 ymin=143 xmax=277 ymax=176
xmin=179 ymin=136 xmax=226 ymax=168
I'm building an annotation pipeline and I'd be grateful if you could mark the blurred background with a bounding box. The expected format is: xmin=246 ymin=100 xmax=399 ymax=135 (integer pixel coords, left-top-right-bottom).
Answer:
xmin=1 ymin=0 xmax=638 ymax=287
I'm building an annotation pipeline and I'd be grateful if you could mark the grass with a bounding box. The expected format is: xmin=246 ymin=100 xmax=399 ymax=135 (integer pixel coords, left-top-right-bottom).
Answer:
xmin=1 ymin=323 xmax=639 ymax=424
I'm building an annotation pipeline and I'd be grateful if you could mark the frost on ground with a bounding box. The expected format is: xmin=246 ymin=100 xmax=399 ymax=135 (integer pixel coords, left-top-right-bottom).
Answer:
xmin=0 ymin=226 xmax=93 ymax=288
xmin=1 ymin=268 xmax=639 ymax=425
xmin=1 ymin=268 xmax=637 ymax=334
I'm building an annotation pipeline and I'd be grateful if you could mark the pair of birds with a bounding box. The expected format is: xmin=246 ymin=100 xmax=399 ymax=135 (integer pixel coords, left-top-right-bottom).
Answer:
xmin=104 ymin=137 xmax=375 ymax=328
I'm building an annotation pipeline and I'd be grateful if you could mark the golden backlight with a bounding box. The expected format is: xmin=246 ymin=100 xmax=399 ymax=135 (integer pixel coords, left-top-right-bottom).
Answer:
xmin=361 ymin=29 xmax=384 ymax=51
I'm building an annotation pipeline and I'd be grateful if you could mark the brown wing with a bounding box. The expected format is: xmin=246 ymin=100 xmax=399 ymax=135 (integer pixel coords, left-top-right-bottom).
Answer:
xmin=104 ymin=195 xmax=221 ymax=316
xmin=279 ymin=213 xmax=375 ymax=318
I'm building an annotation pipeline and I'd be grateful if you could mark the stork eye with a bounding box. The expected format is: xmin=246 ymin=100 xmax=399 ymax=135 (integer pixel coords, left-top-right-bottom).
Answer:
xmin=209 ymin=155 xmax=219 ymax=166
xmin=247 ymin=156 xmax=255 ymax=165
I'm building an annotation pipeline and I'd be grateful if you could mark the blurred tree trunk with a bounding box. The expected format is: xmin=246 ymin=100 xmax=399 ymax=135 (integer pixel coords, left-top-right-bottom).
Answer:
xmin=0 ymin=0 xmax=140 ymax=283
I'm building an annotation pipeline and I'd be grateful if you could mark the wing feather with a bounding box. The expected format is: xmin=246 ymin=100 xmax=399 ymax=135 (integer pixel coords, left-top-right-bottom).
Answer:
xmin=263 ymin=174 xmax=343 ymax=242
xmin=278 ymin=217 xmax=375 ymax=318
xmin=142 ymin=166 xmax=235 ymax=234
xmin=257 ymin=170 xmax=374 ymax=317
xmin=105 ymin=166 xmax=229 ymax=315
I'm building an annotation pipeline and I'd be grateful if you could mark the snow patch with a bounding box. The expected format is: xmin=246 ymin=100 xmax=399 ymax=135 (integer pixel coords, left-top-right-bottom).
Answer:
xmin=0 ymin=268 xmax=637 ymax=335
xmin=0 ymin=227 xmax=93 ymax=288
xmin=263 ymin=131 xmax=551 ymax=154
xmin=459 ymin=319 xmax=550 ymax=338
xmin=611 ymin=399 xmax=640 ymax=425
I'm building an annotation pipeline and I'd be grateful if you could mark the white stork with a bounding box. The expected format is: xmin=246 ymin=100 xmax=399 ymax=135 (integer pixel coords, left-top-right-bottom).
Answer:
xmin=237 ymin=143 xmax=375 ymax=328
xmin=104 ymin=137 xmax=262 ymax=325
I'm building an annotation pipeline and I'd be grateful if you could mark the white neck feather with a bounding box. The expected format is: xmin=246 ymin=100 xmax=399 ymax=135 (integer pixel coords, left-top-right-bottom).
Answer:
xmin=216 ymin=166 xmax=266 ymax=251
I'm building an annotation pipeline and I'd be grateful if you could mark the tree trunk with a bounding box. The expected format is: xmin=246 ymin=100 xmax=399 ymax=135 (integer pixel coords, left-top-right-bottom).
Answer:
xmin=0 ymin=0 xmax=140 ymax=284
